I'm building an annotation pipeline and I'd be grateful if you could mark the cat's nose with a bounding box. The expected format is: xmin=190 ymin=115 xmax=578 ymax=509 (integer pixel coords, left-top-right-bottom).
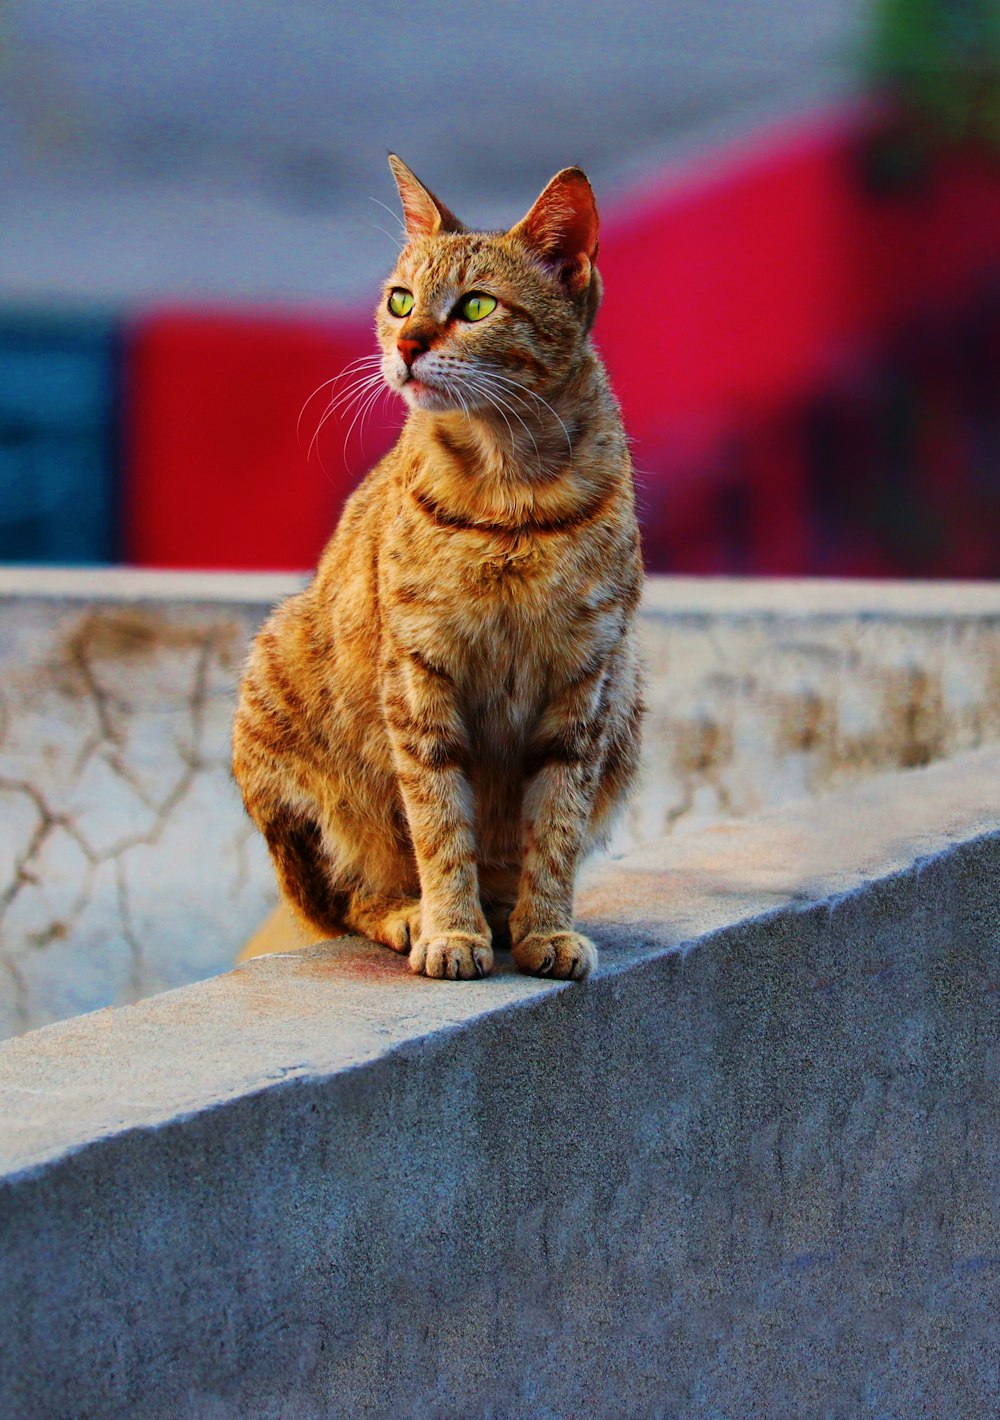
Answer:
xmin=396 ymin=336 xmax=427 ymax=369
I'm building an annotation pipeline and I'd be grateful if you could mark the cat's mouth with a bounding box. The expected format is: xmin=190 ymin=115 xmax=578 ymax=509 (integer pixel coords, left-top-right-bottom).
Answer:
xmin=400 ymin=373 xmax=461 ymax=412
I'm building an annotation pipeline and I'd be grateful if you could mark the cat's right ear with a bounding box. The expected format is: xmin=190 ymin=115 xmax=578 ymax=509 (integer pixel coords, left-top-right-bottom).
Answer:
xmin=388 ymin=154 xmax=466 ymax=238
xmin=510 ymin=167 xmax=600 ymax=297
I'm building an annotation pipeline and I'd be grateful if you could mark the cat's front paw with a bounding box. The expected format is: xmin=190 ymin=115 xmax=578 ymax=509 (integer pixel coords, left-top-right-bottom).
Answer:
xmin=512 ymin=931 xmax=596 ymax=981
xmin=410 ymin=932 xmax=493 ymax=980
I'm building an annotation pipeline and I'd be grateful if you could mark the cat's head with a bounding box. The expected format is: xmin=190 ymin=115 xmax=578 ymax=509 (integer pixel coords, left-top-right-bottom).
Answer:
xmin=376 ymin=155 xmax=601 ymax=417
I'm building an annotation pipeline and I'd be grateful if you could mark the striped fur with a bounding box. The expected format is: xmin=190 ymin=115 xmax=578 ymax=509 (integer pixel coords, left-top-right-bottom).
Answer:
xmin=232 ymin=157 xmax=644 ymax=980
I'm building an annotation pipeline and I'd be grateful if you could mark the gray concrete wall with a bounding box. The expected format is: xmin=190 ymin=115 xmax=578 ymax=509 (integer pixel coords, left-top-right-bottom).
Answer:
xmin=6 ymin=570 xmax=1000 ymax=1038
xmin=2 ymin=747 xmax=999 ymax=1417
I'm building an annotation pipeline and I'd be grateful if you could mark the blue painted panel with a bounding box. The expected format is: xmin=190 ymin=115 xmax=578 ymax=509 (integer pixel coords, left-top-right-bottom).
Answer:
xmin=0 ymin=313 xmax=120 ymax=564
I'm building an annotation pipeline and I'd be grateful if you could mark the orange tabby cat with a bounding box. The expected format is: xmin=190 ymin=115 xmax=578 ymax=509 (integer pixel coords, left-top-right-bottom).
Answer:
xmin=232 ymin=155 xmax=643 ymax=980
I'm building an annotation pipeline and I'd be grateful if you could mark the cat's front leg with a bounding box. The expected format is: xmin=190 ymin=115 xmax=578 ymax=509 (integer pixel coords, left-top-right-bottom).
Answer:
xmin=508 ymin=669 xmax=608 ymax=981
xmin=383 ymin=653 xmax=492 ymax=980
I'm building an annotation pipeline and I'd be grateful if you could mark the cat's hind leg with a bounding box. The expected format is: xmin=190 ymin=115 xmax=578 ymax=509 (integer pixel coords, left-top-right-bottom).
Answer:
xmin=255 ymin=801 xmax=349 ymax=940
xmin=254 ymin=800 xmax=422 ymax=955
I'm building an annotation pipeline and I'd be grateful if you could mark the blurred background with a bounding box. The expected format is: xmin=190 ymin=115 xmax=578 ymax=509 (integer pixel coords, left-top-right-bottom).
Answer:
xmin=1 ymin=0 xmax=999 ymax=576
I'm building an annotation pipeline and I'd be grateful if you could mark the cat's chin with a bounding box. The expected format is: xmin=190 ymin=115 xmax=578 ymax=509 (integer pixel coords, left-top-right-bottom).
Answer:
xmin=399 ymin=379 xmax=463 ymax=414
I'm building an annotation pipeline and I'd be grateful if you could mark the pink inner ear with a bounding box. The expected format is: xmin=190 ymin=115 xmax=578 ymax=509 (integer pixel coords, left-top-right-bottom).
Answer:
xmin=398 ymin=188 xmax=438 ymax=237
xmin=517 ymin=170 xmax=599 ymax=269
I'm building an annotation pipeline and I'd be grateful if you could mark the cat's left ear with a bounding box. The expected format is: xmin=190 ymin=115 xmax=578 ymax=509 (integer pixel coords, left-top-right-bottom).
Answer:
xmin=510 ymin=167 xmax=599 ymax=296
xmin=388 ymin=153 xmax=466 ymax=238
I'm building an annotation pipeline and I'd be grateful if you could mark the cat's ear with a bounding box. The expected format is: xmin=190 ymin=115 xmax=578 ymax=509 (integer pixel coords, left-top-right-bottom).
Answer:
xmin=511 ymin=167 xmax=599 ymax=296
xmin=387 ymin=153 xmax=466 ymax=238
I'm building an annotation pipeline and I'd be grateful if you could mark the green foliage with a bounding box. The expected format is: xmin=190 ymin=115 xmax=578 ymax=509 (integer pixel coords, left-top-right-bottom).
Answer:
xmin=867 ymin=0 xmax=1000 ymax=148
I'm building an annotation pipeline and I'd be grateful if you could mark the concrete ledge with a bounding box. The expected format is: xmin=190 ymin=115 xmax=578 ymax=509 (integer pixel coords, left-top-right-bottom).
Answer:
xmin=0 ymin=566 xmax=307 ymax=604
xmin=6 ymin=565 xmax=1000 ymax=614
xmin=3 ymin=748 xmax=1000 ymax=1416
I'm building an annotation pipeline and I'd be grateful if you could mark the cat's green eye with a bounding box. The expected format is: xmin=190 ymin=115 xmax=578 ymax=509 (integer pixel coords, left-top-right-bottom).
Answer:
xmin=388 ymin=288 xmax=414 ymax=317
xmin=460 ymin=292 xmax=497 ymax=322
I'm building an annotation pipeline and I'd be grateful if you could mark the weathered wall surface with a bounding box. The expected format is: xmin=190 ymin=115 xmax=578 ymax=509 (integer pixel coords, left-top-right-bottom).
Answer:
xmin=622 ymin=582 xmax=1000 ymax=847
xmin=2 ymin=749 xmax=1000 ymax=1418
xmin=0 ymin=586 xmax=279 ymax=1036
xmin=5 ymin=571 xmax=1000 ymax=1037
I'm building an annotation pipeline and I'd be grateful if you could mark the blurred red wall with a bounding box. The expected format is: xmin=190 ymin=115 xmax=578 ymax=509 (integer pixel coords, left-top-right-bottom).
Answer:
xmin=124 ymin=106 xmax=1000 ymax=575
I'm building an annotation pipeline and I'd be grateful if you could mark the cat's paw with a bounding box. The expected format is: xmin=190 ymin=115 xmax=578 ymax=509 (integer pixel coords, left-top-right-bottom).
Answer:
xmin=348 ymin=896 xmax=422 ymax=953
xmin=377 ymin=899 xmax=423 ymax=954
xmin=512 ymin=931 xmax=597 ymax=981
xmin=410 ymin=932 xmax=493 ymax=980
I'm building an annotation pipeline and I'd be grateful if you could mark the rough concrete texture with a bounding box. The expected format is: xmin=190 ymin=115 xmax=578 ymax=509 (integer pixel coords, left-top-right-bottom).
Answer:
xmin=2 ymin=746 xmax=1000 ymax=1418
xmin=6 ymin=570 xmax=1000 ymax=1037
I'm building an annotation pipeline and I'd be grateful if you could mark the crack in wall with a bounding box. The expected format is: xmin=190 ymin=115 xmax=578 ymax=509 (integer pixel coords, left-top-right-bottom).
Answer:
xmin=1 ymin=607 xmax=259 ymax=1032
xmin=0 ymin=777 xmax=70 ymax=915
xmin=0 ymin=776 xmax=77 ymax=1031
xmin=115 ymin=857 xmax=145 ymax=1004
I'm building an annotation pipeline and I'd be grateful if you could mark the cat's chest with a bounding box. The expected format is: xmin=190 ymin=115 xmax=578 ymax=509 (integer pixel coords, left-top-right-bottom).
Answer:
xmin=461 ymin=638 xmax=547 ymax=750
xmin=421 ymin=528 xmax=609 ymax=663
xmin=455 ymin=528 xmax=580 ymax=626
xmin=453 ymin=583 xmax=581 ymax=745
xmin=455 ymin=551 xmax=576 ymax=667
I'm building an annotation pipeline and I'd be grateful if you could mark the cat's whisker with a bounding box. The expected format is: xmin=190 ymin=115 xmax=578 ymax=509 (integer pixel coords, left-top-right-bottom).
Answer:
xmin=308 ymin=374 xmax=385 ymax=465
xmin=308 ymin=380 xmax=377 ymax=462
xmin=466 ymin=378 xmax=534 ymax=459
xmin=353 ymin=381 xmax=396 ymax=459
xmin=354 ymin=381 xmax=396 ymax=465
xmin=341 ymin=380 xmax=392 ymax=472
xmin=461 ymin=373 xmax=523 ymax=460
xmin=319 ymin=368 xmax=387 ymax=419
xmin=299 ymin=379 xmax=345 ymax=448
xmin=373 ymin=223 xmax=406 ymax=252
xmin=463 ymin=370 xmax=546 ymax=474
xmin=369 ymin=195 xmax=408 ymax=236
xmin=454 ymin=386 xmax=473 ymax=424
xmin=482 ymin=370 xmax=574 ymax=461
xmin=299 ymin=352 xmax=381 ymax=404
xmin=481 ymin=372 xmax=573 ymax=460
xmin=323 ymin=371 xmax=387 ymax=418
xmin=314 ymin=378 xmax=384 ymax=477
xmin=462 ymin=367 xmax=538 ymax=429
xmin=297 ymin=356 xmax=383 ymax=446
xmin=322 ymin=361 xmax=386 ymax=414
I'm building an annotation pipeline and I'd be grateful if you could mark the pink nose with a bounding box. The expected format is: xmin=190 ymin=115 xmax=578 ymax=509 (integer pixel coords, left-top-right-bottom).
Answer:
xmin=396 ymin=337 xmax=425 ymax=369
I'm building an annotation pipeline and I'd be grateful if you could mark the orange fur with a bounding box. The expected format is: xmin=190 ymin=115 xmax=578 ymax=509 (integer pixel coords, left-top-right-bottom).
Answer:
xmin=232 ymin=157 xmax=644 ymax=980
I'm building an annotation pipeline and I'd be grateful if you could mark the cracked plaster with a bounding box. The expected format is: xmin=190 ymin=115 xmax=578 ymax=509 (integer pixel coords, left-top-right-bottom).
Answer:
xmin=0 ymin=598 xmax=275 ymax=1035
